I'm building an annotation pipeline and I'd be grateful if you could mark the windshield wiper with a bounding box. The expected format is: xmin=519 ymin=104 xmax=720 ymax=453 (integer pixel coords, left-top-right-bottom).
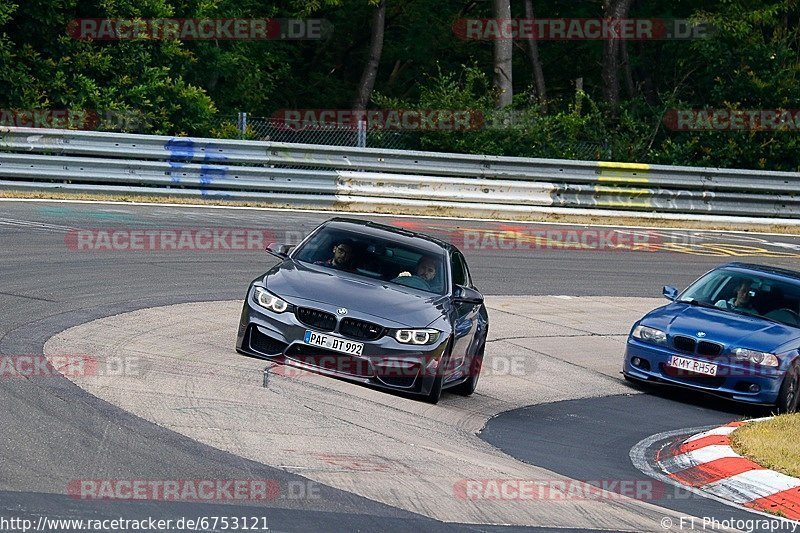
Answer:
xmin=680 ymin=299 xmax=718 ymax=309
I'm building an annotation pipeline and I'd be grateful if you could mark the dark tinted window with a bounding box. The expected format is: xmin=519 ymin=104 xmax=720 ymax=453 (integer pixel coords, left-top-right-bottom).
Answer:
xmin=451 ymin=253 xmax=466 ymax=286
xmin=456 ymin=253 xmax=471 ymax=287
xmin=293 ymin=226 xmax=447 ymax=294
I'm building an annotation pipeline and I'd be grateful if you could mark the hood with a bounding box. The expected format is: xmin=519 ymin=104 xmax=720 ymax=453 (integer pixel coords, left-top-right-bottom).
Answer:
xmin=262 ymin=260 xmax=447 ymax=328
xmin=642 ymin=303 xmax=800 ymax=351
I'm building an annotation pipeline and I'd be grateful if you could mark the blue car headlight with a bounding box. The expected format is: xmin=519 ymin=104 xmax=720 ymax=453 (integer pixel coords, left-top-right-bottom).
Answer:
xmin=631 ymin=325 xmax=668 ymax=345
xmin=732 ymin=348 xmax=780 ymax=367
xmin=254 ymin=287 xmax=289 ymax=313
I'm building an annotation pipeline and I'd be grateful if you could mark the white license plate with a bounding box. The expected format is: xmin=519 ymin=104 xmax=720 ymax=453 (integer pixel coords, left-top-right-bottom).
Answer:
xmin=667 ymin=355 xmax=718 ymax=376
xmin=303 ymin=330 xmax=364 ymax=357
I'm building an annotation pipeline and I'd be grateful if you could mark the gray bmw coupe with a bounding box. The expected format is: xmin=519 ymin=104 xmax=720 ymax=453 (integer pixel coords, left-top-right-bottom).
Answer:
xmin=236 ymin=218 xmax=489 ymax=403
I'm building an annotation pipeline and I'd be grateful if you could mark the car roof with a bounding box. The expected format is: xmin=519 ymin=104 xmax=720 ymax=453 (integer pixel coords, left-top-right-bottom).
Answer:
xmin=322 ymin=218 xmax=456 ymax=255
xmin=720 ymin=262 xmax=800 ymax=283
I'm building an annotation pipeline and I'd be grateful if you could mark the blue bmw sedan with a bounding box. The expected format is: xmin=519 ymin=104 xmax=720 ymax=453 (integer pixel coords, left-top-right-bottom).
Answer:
xmin=623 ymin=263 xmax=800 ymax=412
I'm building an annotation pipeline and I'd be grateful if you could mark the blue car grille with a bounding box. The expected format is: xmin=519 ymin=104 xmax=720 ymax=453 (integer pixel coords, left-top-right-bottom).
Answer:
xmin=697 ymin=341 xmax=723 ymax=357
xmin=673 ymin=335 xmax=696 ymax=353
xmin=672 ymin=335 xmax=723 ymax=359
xmin=296 ymin=307 xmax=337 ymax=332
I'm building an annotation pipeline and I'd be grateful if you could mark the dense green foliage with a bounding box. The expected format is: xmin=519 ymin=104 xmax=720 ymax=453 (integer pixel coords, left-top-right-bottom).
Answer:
xmin=0 ymin=0 xmax=798 ymax=169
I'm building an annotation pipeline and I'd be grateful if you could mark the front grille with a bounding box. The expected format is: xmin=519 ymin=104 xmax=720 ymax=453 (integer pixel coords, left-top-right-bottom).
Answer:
xmin=697 ymin=341 xmax=723 ymax=357
xmin=340 ymin=318 xmax=385 ymax=341
xmin=295 ymin=307 xmax=337 ymax=332
xmin=250 ymin=328 xmax=289 ymax=356
xmin=673 ymin=335 xmax=697 ymax=353
xmin=285 ymin=344 xmax=372 ymax=378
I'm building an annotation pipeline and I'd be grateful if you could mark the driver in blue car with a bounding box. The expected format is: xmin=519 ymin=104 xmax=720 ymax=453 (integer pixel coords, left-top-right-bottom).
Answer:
xmin=715 ymin=278 xmax=758 ymax=315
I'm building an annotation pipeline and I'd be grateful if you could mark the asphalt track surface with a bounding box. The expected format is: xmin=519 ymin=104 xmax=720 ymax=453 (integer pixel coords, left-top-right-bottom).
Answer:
xmin=3 ymin=200 xmax=800 ymax=532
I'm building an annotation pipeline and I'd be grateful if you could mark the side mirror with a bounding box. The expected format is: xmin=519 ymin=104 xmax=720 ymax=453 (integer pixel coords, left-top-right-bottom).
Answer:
xmin=453 ymin=285 xmax=484 ymax=304
xmin=663 ymin=285 xmax=679 ymax=301
xmin=266 ymin=243 xmax=293 ymax=259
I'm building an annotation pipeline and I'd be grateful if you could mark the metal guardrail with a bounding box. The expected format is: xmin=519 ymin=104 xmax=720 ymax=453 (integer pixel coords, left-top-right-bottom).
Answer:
xmin=1 ymin=127 xmax=799 ymax=219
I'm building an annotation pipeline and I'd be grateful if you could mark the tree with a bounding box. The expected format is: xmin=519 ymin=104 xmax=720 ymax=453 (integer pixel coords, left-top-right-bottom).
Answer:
xmin=523 ymin=0 xmax=546 ymax=110
xmin=493 ymin=0 xmax=512 ymax=108
xmin=601 ymin=0 xmax=633 ymax=116
xmin=353 ymin=0 xmax=386 ymax=110
xmin=0 ymin=0 xmax=216 ymax=134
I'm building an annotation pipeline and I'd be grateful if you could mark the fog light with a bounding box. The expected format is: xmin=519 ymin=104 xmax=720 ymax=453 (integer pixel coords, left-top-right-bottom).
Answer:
xmin=749 ymin=384 xmax=760 ymax=393
xmin=632 ymin=357 xmax=642 ymax=367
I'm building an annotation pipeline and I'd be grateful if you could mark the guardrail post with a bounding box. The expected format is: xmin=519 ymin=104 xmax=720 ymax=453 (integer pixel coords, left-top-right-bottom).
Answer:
xmin=357 ymin=118 xmax=367 ymax=148
xmin=237 ymin=112 xmax=248 ymax=139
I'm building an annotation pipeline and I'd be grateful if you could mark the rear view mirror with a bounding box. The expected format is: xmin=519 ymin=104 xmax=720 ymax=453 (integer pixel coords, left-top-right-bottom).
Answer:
xmin=266 ymin=243 xmax=293 ymax=259
xmin=663 ymin=285 xmax=679 ymax=301
xmin=453 ymin=285 xmax=484 ymax=304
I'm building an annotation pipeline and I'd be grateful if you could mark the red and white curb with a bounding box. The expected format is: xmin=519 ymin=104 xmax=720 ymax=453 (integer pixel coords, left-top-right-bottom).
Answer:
xmin=654 ymin=419 xmax=800 ymax=520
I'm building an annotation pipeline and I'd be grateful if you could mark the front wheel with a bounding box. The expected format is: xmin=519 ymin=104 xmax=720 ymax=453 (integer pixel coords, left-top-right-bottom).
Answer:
xmin=452 ymin=346 xmax=484 ymax=397
xmin=776 ymin=362 xmax=800 ymax=414
xmin=424 ymin=351 xmax=451 ymax=404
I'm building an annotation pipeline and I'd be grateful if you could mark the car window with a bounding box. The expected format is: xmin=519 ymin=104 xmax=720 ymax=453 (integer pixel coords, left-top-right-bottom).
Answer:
xmin=293 ymin=226 xmax=448 ymax=294
xmin=454 ymin=252 xmax=471 ymax=287
xmin=451 ymin=253 xmax=466 ymax=287
xmin=679 ymin=269 xmax=800 ymax=327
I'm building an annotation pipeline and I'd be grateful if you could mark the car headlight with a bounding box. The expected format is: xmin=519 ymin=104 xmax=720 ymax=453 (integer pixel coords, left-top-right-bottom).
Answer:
xmin=631 ymin=325 xmax=668 ymax=345
xmin=394 ymin=329 xmax=441 ymax=345
xmin=254 ymin=287 xmax=289 ymax=313
xmin=732 ymin=348 xmax=780 ymax=367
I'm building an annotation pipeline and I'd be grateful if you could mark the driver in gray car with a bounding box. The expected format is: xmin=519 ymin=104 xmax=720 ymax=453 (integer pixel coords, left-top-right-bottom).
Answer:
xmin=393 ymin=256 xmax=440 ymax=292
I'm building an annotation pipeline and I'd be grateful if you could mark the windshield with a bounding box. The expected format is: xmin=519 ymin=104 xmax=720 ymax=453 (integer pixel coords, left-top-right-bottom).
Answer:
xmin=678 ymin=269 xmax=800 ymax=327
xmin=293 ymin=226 xmax=448 ymax=295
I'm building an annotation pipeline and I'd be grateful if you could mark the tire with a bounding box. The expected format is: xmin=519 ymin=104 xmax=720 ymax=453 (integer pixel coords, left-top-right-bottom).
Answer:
xmin=425 ymin=372 xmax=444 ymax=404
xmin=424 ymin=350 xmax=451 ymax=404
xmin=776 ymin=362 xmax=800 ymax=414
xmin=452 ymin=346 xmax=484 ymax=397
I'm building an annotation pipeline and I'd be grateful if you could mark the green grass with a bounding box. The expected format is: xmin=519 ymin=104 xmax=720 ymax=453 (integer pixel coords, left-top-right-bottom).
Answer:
xmin=731 ymin=415 xmax=800 ymax=478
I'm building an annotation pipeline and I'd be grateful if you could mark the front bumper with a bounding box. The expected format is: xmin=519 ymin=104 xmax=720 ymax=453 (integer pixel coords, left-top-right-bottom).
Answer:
xmin=622 ymin=337 xmax=785 ymax=405
xmin=236 ymin=297 xmax=449 ymax=396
